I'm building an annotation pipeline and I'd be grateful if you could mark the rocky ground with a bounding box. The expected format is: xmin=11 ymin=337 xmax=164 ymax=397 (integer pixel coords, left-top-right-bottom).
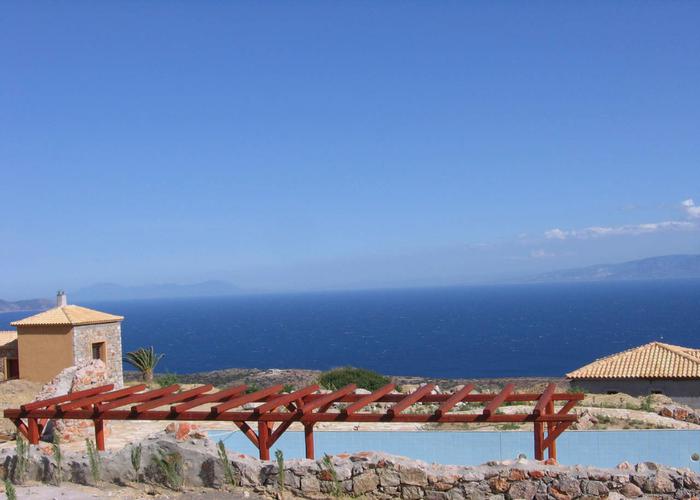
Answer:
xmin=0 ymin=483 xmax=262 ymax=499
xmin=134 ymin=367 xmax=567 ymax=394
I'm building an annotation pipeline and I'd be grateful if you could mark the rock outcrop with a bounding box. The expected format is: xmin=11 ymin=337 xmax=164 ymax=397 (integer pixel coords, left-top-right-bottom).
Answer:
xmin=32 ymin=360 xmax=110 ymax=443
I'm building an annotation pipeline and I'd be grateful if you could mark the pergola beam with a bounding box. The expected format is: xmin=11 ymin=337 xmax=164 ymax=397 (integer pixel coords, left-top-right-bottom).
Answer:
xmin=435 ymin=384 xmax=474 ymax=417
xmin=387 ymin=384 xmax=435 ymax=416
xmin=342 ymin=383 xmax=396 ymax=415
xmin=59 ymin=384 xmax=147 ymax=412
xmin=21 ymin=384 xmax=114 ymax=411
xmin=133 ymin=384 xmax=214 ymax=413
xmin=211 ymin=385 xmax=284 ymax=415
xmin=97 ymin=384 xmax=181 ymax=412
xmin=255 ymin=385 xmax=319 ymax=414
xmin=172 ymin=384 xmax=247 ymax=413
xmin=482 ymin=383 xmax=515 ymax=417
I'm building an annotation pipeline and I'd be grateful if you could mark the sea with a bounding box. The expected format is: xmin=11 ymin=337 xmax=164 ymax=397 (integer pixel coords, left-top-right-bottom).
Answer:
xmin=2 ymin=280 xmax=700 ymax=379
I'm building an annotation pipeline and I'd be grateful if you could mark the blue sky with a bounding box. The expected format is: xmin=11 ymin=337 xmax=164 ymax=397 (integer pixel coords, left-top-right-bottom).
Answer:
xmin=2 ymin=2 xmax=699 ymax=299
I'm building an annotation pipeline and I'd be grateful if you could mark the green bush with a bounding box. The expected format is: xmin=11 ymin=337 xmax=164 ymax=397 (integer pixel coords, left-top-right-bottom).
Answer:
xmin=318 ymin=367 xmax=389 ymax=391
xmin=155 ymin=373 xmax=179 ymax=388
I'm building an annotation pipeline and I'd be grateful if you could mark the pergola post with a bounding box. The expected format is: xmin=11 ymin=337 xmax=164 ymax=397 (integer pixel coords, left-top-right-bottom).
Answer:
xmin=94 ymin=419 xmax=106 ymax=451
xmin=258 ymin=421 xmax=271 ymax=460
xmin=28 ymin=418 xmax=40 ymax=444
xmin=304 ymin=423 xmax=315 ymax=459
xmin=546 ymin=400 xmax=557 ymax=461
xmin=533 ymin=421 xmax=544 ymax=461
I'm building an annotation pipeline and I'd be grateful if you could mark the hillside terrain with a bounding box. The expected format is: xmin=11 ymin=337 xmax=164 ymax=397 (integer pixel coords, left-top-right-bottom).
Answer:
xmin=0 ymin=297 xmax=52 ymax=313
xmin=527 ymin=254 xmax=700 ymax=283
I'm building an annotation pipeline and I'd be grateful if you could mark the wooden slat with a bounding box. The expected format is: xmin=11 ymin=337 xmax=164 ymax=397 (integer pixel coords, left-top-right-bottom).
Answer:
xmin=387 ymin=384 xmax=435 ymax=416
xmin=59 ymin=385 xmax=147 ymax=411
xmin=21 ymin=384 xmax=114 ymax=411
xmin=133 ymin=385 xmax=214 ymax=413
xmin=298 ymin=385 xmax=356 ymax=414
xmin=435 ymin=384 xmax=475 ymax=417
xmin=211 ymin=385 xmax=284 ymax=415
xmin=96 ymin=385 xmax=180 ymax=412
xmin=482 ymin=383 xmax=515 ymax=417
xmin=533 ymin=383 xmax=557 ymax=416
xmin=171 ymin=385 xmax=247 ymax=413
xmin=254 ymin=385 xmax=320 ymax=414
xmin=342 ymin=383 xmax=396 ymax=415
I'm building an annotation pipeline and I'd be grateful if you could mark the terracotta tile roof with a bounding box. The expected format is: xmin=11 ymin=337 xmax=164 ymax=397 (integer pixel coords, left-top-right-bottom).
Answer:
xmin=10 ymin=305 xmax=123 ymax=327
xmin=0 ymin=330 xmax=18 ymax=347
xmin=567 ymin=342 xmax=700 ymax=380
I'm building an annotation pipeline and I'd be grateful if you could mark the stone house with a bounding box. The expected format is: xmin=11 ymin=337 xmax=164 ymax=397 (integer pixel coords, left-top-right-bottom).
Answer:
xmin=0 ymin=330 xmax=19 ymax=381
xmin=567 ymin=341 xmax=700 ymax=408
xmin=3 ymin=291 xmax=124 ymax=387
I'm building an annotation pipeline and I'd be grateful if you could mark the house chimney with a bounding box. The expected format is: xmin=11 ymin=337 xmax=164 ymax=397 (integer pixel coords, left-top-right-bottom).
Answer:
xmin=56 ymin=290 xmax=67 ymax=307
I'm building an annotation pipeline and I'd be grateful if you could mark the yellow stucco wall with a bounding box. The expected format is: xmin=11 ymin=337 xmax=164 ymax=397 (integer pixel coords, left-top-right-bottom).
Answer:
xmin=17 ymin=325 xmax=74 ymax=383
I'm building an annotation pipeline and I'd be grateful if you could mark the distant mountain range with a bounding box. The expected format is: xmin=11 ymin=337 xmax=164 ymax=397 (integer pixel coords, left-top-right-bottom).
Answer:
xmin=526 ymin=254 xmax=700 ymax=283
xmin=0 ymin=298 xmax=53 ymax=313
xmin=72 ymin=280 xmax=240 ymax=301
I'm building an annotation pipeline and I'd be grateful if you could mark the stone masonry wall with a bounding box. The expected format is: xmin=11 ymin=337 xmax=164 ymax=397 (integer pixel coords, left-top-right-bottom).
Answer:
xmin=2 ymin=429 xmax=700 ymax=499
xmin=72 ymin=322 xmax=123 ymax=388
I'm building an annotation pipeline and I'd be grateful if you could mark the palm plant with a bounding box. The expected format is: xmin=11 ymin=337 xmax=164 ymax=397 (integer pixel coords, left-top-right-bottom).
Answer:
xmin=123 ymin=346 xmax=164 ymax=385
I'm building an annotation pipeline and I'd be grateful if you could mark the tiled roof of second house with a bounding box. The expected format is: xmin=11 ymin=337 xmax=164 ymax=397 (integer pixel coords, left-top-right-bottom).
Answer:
xmin=10 ymin=305 xmax=123 ymax=327
xmin=566 ymin=341 xmax=700 ymax=380
xmin=0 ymin=330 xmax=17 ymax=347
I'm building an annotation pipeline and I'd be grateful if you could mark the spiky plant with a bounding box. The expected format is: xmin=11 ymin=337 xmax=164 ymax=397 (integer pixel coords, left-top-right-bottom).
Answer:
xmin=13 ymin=436 xmax=29 ymax=484
xmin=4 ymin=478 xmax=16 ymax=500
xmin=275 ymin=449 xmax=285 ymax=491
xmin=123 ymin=346 xmax=165 ymax=385
xmin=130 ymin=443 xmax=142 ymax=481
xmin=85 ymin=438 xmax=102 ymax=484
xmin=52 ymin=433 xmax=63 ymax=485
xmin=153 ymin=450 xmax=184 ymax=491
xmin=321 ymin=454 xmax=342 ymax=497
xmin=217 ymin=440 xmax=237 ymax=488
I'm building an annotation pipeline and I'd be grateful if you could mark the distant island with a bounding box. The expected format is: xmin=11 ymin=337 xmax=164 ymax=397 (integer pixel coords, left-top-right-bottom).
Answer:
xmin=0 ymin=298 xmax=53 ymax=313
xmin=526 ymin=254 xmax=700 ymax=283
xmin=73 ymin=280 xmax=240 ymax=301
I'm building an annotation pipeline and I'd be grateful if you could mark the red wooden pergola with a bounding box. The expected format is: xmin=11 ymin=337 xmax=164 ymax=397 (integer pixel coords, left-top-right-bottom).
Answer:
xmin=4 ymin=382 xmax=582 ymax=462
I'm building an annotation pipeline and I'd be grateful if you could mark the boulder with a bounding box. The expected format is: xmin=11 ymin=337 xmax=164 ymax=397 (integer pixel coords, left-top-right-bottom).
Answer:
xmin=34 ymin=360 xmax=110 ymax=443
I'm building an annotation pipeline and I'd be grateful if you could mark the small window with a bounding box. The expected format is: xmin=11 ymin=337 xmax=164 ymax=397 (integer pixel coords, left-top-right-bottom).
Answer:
xmin=606 ymin=390 xmax=619 ymax=395
xmin=651 ymin=390 xmax=663 ymax=395
xmin=92 ymin=342 xmax=105 ymax=361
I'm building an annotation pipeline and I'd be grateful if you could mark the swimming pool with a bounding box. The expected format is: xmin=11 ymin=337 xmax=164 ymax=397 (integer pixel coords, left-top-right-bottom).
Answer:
xmin=210 ymin=429 xmax=700 ymax=470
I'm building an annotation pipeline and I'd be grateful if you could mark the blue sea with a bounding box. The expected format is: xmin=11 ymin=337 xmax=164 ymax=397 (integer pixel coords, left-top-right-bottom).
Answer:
xmin=3 ymin=280 xmax=700 ymax=378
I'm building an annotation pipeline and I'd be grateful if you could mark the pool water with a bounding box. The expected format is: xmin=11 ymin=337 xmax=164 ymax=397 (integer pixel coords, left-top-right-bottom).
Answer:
xmin=210 ymin=430 xmax=700 ymax=471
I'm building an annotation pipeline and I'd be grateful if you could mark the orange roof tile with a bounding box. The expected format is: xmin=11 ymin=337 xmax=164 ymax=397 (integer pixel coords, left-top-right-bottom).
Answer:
xmin=10 ymin=305 xmax=123 ymax=327
xmin=566 ymin=342 xmax=700 ymax=379
xmin=0 ymin=330 xmax=17 ymax=347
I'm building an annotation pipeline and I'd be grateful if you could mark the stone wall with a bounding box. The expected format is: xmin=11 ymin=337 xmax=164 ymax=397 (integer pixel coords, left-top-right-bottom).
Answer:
xmin=72 ymin=322 xmax=123 ymax=388
xmin=2 ymin=430 xmax=700 ymax=499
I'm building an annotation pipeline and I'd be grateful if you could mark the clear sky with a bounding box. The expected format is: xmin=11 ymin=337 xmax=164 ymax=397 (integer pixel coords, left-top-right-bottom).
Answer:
xmin=2 ymin=2 xmax=699 ymax=299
